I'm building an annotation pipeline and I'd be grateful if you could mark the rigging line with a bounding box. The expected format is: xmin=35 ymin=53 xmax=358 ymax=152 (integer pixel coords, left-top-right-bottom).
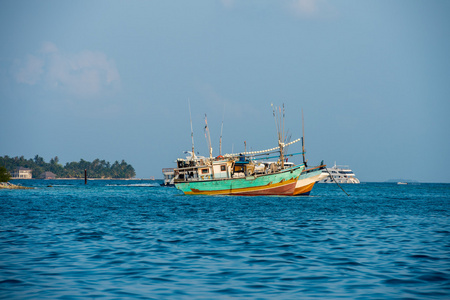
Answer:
xmin=248 ymin=152 xmax=305 ymax=160
xmin=278 ymin=106 xmax=282 ymax=142
xmin=219 ymin=104 xmax=225 ymax=156
xmin=271 ymin=103 xmax=280 ymax=143
xmin=188 ymin=99 xmax=195 ymax=160
xmin=284 ymin=131 xmax=292 ymax=154
xmin=324 ymin=167 xmax=350 ymax=196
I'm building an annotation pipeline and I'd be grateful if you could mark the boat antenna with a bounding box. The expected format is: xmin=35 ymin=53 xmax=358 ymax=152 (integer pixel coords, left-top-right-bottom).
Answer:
xmin=188 ymin=99 xmax=195 ymax=161
xmin=302 ymin=108 xmax=308 ymax=167
xmin=204 ymin=114 xmax=213 ymax=159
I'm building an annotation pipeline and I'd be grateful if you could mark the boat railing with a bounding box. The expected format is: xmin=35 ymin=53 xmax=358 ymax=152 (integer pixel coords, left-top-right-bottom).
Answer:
xmin=174 ymin=165 xmax=209 ymax=171
xmin=306 ymin=164 xmax=327 ymax=172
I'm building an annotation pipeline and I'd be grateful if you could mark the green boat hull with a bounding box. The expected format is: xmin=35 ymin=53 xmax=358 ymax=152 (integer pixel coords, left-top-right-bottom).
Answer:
xmin=175 ymin=165 xmax=304 ymax=196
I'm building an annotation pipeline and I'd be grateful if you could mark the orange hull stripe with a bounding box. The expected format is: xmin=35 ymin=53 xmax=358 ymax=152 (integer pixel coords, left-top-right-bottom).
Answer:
xmin=293 ymin=182 xmax=315 ymax=196
xmin=184 ymin=177 xmax=298 ymax=195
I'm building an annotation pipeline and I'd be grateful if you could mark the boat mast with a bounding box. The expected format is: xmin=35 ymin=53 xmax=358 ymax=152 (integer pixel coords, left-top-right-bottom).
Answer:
xmin=204 ymin=114 xmax=213 ymax=159
xmin=282 ymin=104 xmax=285 ymax=145
xmin=280 ymin=105 xmax=285 ymax=169
xmin=302 ymin=109 xmax=308 ymax=167
xmin=219 ymin=121 xmax=223 ymax=156
xmin=188 ymin=99 xmax=195 ymax=161
xmin=272 ymin=104 xmax=285 ymax=169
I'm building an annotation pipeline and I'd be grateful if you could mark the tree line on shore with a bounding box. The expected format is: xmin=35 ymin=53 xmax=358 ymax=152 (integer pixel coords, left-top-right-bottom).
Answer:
xmin=0 ymin=155 xmax=136 ymax=179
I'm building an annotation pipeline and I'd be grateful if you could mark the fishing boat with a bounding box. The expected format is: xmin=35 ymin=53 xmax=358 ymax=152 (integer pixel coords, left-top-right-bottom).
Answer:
xmin=174 ymin=155 xmax=304 ymax=195
xmin=173 ymin=104 xmax=315 ymax=196
xmin=174 ymin=136 xmax=305 ymax=196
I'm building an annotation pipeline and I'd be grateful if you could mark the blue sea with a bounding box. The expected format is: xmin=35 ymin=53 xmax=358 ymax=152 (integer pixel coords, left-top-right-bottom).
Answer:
xmin=1 ymin=180 xmax=449 ymax=299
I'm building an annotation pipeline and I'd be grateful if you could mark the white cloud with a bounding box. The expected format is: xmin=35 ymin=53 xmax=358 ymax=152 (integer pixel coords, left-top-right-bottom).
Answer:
xmin=289 ymin=0 xmax=319 ymax=17
xmin=14 ymin=55 xmax=44 ymax=85
xmin=220 ymin=0 xmax=234 ymax=9
xmin=41 ymin=41 xmax=58 ymax=54
xmin=13 ymin=42 xmax=120 ymax=98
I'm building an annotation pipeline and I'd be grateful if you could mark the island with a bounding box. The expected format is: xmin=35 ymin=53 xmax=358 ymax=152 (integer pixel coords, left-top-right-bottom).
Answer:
xmin=0 ymin=155 xmax=136 ymax=179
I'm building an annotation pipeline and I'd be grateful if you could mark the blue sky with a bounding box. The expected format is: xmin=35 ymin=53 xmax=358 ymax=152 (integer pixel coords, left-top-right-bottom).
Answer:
xmin=1 ymin=0 xmax=449 ymax=182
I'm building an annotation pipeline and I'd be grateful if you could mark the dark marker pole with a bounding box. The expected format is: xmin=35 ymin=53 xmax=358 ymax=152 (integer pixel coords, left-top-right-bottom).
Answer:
xmin=85 ymin=169 xmax=87 ymax=185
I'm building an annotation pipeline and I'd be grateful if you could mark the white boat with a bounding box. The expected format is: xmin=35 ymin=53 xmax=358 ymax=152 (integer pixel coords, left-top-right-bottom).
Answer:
xmin=319 ymin=163 xmax=360 ymax=184
xmin=161 ymin=168 xmax=175 ymax=186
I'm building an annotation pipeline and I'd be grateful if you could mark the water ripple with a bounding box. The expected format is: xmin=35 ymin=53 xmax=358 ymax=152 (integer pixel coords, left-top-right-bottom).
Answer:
xmin=0 ymin=181 xmax=449 ymax=299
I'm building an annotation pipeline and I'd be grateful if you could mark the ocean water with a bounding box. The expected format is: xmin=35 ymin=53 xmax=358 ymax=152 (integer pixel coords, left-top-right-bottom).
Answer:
xmin=1 ymin=180 xmax=449 ymax=299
